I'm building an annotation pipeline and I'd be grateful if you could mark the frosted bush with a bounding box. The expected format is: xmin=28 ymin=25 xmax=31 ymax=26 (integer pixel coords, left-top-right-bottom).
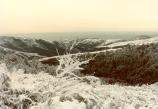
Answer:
xmin=0 ymin=63 xmax=10 ymax=89
xmin=30 ymin=97 xmax=86 ymax=109
xmin=56 ymin=55 xmax=89 ymax=79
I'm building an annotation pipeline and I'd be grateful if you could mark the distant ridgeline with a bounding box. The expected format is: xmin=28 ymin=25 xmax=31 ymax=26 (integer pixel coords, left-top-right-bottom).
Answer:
xmin=0 ymin=35 xmax=156 ymax=57
xmin=0 ymin=36 xmax=109 ymax=57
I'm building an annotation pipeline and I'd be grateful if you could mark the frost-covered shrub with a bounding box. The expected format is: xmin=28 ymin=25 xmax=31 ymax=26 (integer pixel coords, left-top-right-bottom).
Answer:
xmin=0 ymin=63 xmax=10 ymax=89
xmin=0 ymin=53 xmax=57 ymax=75
xmin=81 ymin=44 xmax=158 ymax=85
xmin=0 ymin=64 xmax=33 ymax=109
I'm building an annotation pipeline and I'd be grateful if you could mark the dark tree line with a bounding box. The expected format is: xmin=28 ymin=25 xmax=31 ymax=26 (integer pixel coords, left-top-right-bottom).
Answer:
xmin=81 ymin=43 xmax=158 ymax=85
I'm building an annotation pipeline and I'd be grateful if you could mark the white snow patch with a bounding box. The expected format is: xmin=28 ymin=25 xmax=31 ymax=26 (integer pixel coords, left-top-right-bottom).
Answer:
xmin=107 ymin=37 xmax=158 ymax=48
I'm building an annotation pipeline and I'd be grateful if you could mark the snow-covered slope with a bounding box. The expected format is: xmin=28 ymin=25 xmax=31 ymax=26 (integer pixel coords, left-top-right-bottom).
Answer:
xmin=7 ymin=70 xmax=158 ymax=109
xmin=0 ymin=55 xmax=158 ymax=109
xmin=107 ymin=37 xmax=158 ymax=48
xmin=0 ymin=36 xmax=124 ymax=57
xmin=0 ymin=36 xmax=66 ymax=57
xmin=0 ymin=44 xmax=43 ymax=60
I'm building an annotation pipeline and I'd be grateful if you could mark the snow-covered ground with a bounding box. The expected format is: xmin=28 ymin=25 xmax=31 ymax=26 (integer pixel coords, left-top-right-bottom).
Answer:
xmin=9 ymin=71 xmax=158 ymax=109
xmin=106 ymin=37 xmax=158 ymax=48
xmin=1 ymin=54 xmax=158 ymax=109
xmin=96 ymin=37 xmax=158 ymax=49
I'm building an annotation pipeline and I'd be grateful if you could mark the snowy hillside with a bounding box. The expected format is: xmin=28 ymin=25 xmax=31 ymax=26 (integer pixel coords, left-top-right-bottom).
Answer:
xmin=0 ymin=36 xmax=105 ymax=56
xmin=105 ymin=37 xmax=158 ymax=48
xmin=0 ymin=55 xmax=158 ymax=109
xmin=0 ymin=36 xmax=66 ymax=57
xmin=39 ymin=36 xmax=158 ymax=66
xmin=0 ymin=36 xmax=158 ymax=109
xmin=0 ymin=36 xmax=126 ymax=57
xmin=1 ymin=36 xmax=157 ymax=58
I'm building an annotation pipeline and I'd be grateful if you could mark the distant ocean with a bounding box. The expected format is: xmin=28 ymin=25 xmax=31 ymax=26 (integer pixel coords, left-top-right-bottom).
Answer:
xmin=1 ymin=31 xmax=158 ymax=41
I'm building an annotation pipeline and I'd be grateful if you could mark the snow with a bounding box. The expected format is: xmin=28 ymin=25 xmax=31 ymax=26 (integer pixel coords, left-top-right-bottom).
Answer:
xmin=0 ymin=63 xmax=10 ymax=89
xmin=0 ymin=43 xmax=43 ymax=58
xmin=107 ymin=37 xmax=158 ymax=48
xmin=79 ymin=38 xmax=103 ymax=45
xmin=0 ymin=36 xmax=14 ymax=45
xmin=96 ymin=39 xmax=121 ymax=48
xmin=2 ymin=69 xmax=158 ymax=109
xmin=1 ymin=54 xmax=158 ymax=109
xmin=30 ymin=98 xmax=86 ymax=109
xmin=95 ymin=37 xmax=158 ymax=49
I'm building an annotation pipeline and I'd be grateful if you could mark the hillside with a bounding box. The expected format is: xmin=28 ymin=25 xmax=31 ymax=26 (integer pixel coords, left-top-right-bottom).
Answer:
xmin=0 ymin=36 xmax=158 ymax=109
xmin=39 ymin=36 xmax=158 ymax=65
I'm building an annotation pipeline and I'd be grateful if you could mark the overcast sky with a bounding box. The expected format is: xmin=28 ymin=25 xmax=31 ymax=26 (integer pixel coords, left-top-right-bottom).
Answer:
xmin=0 ymin=0 xmax=158 ymax=34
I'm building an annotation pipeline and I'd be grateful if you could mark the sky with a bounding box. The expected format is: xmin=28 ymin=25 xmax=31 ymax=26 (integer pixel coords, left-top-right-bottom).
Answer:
xmin=0 ymin=0 xmax=158 ymax=34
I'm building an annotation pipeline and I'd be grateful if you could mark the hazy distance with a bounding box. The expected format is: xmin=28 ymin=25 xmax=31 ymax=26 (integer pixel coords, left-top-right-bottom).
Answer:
xmin=0 ymin=0 xmax=158 ymax=34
